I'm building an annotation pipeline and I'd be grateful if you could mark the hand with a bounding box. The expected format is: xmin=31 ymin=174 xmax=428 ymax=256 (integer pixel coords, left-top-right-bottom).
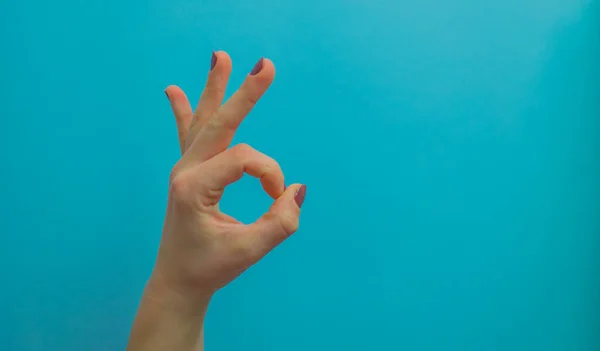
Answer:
xmin=153 ymin=51 xmax=306 ymax=302
xmin=127 ymin=52 xmax=306 ymax=351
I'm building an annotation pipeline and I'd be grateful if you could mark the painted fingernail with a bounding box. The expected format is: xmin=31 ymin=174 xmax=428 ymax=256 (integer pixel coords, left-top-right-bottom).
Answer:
xmin=250 ymin=57 xmax=264 ymax=76
xmin=210 ymin=51 xmax=217 ymax=71
xmin=294 ymin=185 xmax=307 ymax=208
xmin=164 ymin=90 xmax=170 ymax=101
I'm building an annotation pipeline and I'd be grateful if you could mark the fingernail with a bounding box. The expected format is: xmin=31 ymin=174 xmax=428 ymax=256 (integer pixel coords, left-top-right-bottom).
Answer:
xmin=164 ymin=90 xmax=170 ymax=101
xmin=210 ymin=51 xmax=217 ymax=71
xmin=250 ymin=57 xmax=264 ymax=76
xmin=294 ymin=185 xmax=307 ymax=208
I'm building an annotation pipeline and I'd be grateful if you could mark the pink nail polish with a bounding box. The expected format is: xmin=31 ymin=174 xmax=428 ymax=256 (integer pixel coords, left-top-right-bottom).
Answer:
xmin=294 ymin=185 xmax=307 ymax=208
xmin=210 ymin=52 xmax=217 ymax=71
xmin=250 ymin=57 xmax=264 ymax=76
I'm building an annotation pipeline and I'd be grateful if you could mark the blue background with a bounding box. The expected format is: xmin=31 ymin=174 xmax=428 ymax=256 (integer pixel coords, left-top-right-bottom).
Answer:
xmin=1 ymin=0 xmax=598 ymax=350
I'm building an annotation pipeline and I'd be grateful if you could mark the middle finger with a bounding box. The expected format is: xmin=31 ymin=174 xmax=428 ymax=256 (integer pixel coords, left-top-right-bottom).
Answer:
xmin=185 ymin=51 xmax=233 ymax=150
xmin=185 ymin=57 xmax=275 ymax=163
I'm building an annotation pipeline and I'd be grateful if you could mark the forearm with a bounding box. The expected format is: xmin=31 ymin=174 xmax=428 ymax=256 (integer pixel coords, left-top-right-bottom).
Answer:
xmin=126 ymin=276 xmax=211 ymax=351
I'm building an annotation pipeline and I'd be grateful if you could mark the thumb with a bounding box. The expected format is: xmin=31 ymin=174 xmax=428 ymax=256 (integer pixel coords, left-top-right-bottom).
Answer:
xmin=242 ymin=184 xmax=307 ymax=261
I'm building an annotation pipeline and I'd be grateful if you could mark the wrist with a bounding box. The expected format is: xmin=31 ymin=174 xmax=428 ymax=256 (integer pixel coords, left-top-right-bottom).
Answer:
xmin=144 ymin=272 xmax=213 ymax=314
xmin=126 ymin=274 xmax=213 ymax=351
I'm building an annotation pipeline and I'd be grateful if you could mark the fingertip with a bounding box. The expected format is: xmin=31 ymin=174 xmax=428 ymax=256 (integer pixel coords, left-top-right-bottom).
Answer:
xmin=164 ymin=84 xmax=180 ymax=93
xmin=249 ymin=182 xmax=303 ymax=249
xmin=285 ymin=183 xmax=303 ymax=194
xmin=259 ymin=58 xmax=276 ymax=79
xmin=262 ymin=58 xmax=275 ymax=74
xmin=214 ymin=50 xmax=231 ymax=61
xmin=164 ymin=85 xmax=193 ymax=143
xmin=294 ymin=184 xmax=307 ymax=209
xmin=164 ymin=85 xmax=189 ymax=102
xmin=164 ymin=85 xmax=174 ymax=101
xmin=248 ymin=57 xmax=275 ymax=83
xmin=212 ymin=51 xmax=232 ymax=73
xmin=280 ymin=183 xmax=305 ymax=209
xmin=261 ymin=174 xmax=286 ymax=200
xmin=263 ymin=183 xmax=283 ymax=201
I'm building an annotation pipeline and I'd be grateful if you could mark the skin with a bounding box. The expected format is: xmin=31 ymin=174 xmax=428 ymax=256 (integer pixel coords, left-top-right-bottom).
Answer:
xmin=126 ymin=51 xmax=306 ymax=351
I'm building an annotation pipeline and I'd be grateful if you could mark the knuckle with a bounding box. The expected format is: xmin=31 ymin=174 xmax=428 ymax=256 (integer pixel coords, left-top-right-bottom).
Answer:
xmin=207 ymin=110 xmax=239 ymax=132
xmin=199 ymin=183 xmax=224 ymax=207
xmin=246 ymin=94 xmax=259 ymax=106
xmin=270 ymin=159 xmax=282 ymax=173
xmin=260 ymin=160 xmax=282 ymax=184
xmin=274 ymin=211 xmax=299 ymax=238
xmin=169 ymin=171 xmax=191 ymax=202
xmin=168 ymin=170 xmax=177 ymax=186
xmin=205 ymin=83 xmax=226 ymax=97
xmin=169 ymin=171 xmax=198 ymax=211
xmin=206 ymin=113 xmax=225 ymax=129
xmin=224 ymin=118 xmax=240 ymax=131
xmin=168 ymin=163 xmax=184 ymax=187
xmin=231 ymin=143 xmax=254 ymax=158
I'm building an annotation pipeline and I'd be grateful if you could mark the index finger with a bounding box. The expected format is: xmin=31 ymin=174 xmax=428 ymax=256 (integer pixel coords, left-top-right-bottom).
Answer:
xmin=192 ymin=143 xmax=285 ymax=207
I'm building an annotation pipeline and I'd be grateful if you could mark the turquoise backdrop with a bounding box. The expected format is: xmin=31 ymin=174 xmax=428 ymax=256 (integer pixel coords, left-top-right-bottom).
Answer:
xmin=1 ymin=0 xmax=598 ymax=350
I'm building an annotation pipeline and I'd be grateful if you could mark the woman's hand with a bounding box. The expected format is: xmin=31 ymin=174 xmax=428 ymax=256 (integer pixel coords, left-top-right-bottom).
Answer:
xmin=157 ymin=50 xmax=306 ymax=300
xmin=127 ymin=51 xmax=306 ymax=351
